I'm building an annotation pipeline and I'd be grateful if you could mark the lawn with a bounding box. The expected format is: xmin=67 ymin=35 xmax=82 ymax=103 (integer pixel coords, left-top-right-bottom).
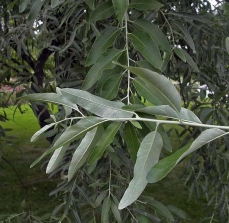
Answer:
xmin=0 ymin=104 xmax=212 ymax=222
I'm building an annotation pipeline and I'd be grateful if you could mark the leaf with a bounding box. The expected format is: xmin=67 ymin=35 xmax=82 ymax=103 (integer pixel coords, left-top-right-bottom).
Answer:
xmin=147 ymin=129 xmax=229 ymax=183
xmin=68 ymin=127 xmax=102 ymax=181
xmin=119 ymin=131 xmax=163 ymax=209
xmin=133 ymin=209 xmax=161 ymax=222
xmin=121 ymin=65 xmax=182 ymax=113
xmin=226 ymin=37 xmax=229 ymax=55
xmin=60 ymin=88 xmax=134 ymax=118
xmin=95 ymin=191 xmax=108 ymax=208
xmin=123 ymin=122 xmax=140 ymax=161
xmin=46 ymin=145 xmax=68 ymax=174
xmin=174 ymin=47 xmax=186 ymax=62
xmin=31 ymin=123 xmax=56 ymax=142
xmin=90 ymin=2 xmax=114 ymax=23
xmin=85 ymin=0 xmax=95 ymax=10
xmin=28 ymin=0 xmax=44 ymax=21
xmin=112 ymin=0 xmax=129 ymax=25
xmin=167 ymin=205 xmax=188 ymax=219
xmin=133 ymin=19 xmax=171 ymax=54
xmin=137 ymin=106 xmax=201 ymax=123
xmin=87 ymin=122 xmax=122 ymax=165
xmin=100 ymin=74 xmax=122 ymax=100
xmin=83 ymin=49 xmax=122 ymax=90
xmin=142 ymin=196 xmax=174 ymax=221
xmin=175 ymin=23 xmax=196 ymax=52
xmin=129 ymin=31 xmax=162 ymax=70
xmin=111 ymin=202 xmax=122 ymax=223
xmin=20 ymin=93 xmax=79 ymax=112
xmin=51 ymin=0 xmax=60 ymax=8
xmin=101 ymin=197 xmax=111 ymax=223
xmin=130 ymin=0 xmax=163 ymax=11
xmin=86 ymin=27 xmax=121 ymax=66
xmin=178 ymin=48 xmax=200 ymax=72
xmin=30 ymin=117 xmax=107 ymax=168
xmin=19 ymin=0 xmax=29 ymax=13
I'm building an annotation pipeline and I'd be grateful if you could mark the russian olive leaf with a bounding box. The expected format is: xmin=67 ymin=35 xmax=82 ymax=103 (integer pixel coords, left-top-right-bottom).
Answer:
xmin=175 ymin=23 xmax=196 ymax=52
xmin=112 ymin=0 xmax=129 ymax=25
xmin=174 ymin=47 xmax=186 ymax=62
xmin=147 ymin=128 xmax=229 ymax=183
xmin=60 ymin=88 xmax=134 ymax=118
xmin=130 ymin=0 xmax=163 ymax=11
xmin=20 ymin=93 xmax=79 ymax=112
xmin=133 ymin=19 xmax=171 ymax=54
xmin=167 ymin=205 xmax=188 ymax=220
xmin=87 ymin=122 xmax=122 ymax=165
xmin=30 ymin=117 xmax=107 ymax=168
xmin=68 ymin=127 xmax=103 ymax=181
xmin=90 ymin=2 xmax=114 ymax=23
xmin=119 ymin=131 xmax=163 ymax=209
xmin=111 ymin=202 xmax=122 ymax=223
xmin=137 ymin=105 xmax=201 ymax=123
xmin=83 ymin=49 xmax=121 ymax=90
xmin=133 ymin=209 xmax=161 ymax=222
xmin=124 ymin=122 xmax=140 ymax=161
xmin=176 ymin=48 xmax=200 ymax=72
xmin=226 ymin=37 xmax=229 ymax=55
xmin=101 ymin=197 xmax=111 ymax=223
xmin=100 ymin=74 xmax=123 ymax=100
xmin=85 ymin=0 xmax=95 ymax=10
xmin=129 ymin=31 xmax=162 ymax=70
xmin=95 ymin=191 xmax=108 ymax=208
xmin=120 ymin=65 xmax=181 ymax=113
xmin=141 ymin=195 xmax=174 ymax=221
xmin=19 ymin=0 xmax=29 ymax=13
xmin=46 ymin=144 xmax=68 ymax=174
xmin=28 ymin=0 xmax=44 ymax=21
xmin=31 ymin=123 xmax=56 ymax=142
xmin=86 ymin=27 xmax=121 ymax=66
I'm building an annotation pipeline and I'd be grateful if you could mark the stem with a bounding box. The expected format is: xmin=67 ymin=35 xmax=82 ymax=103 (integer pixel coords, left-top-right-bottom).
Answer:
xmin=125 ymin=13 xmax=130 ymax=105
xmin=101 ymin=117 xmax=229 ymax=130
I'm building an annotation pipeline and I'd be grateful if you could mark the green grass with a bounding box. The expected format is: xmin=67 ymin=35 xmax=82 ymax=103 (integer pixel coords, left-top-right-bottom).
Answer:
xmin=0 ymin=105 xmax=59 ymax=218
xmin=0 ymin=105 xmax=211 ymax=222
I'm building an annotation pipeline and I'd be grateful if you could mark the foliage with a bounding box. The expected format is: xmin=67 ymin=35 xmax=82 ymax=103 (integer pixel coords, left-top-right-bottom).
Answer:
xmin=1 ymin=0 xmax=229 ymax=222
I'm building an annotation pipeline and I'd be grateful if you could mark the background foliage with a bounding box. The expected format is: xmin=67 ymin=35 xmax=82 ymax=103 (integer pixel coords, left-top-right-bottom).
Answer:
xmin=0 ymin=0 xmax=229 ymax=222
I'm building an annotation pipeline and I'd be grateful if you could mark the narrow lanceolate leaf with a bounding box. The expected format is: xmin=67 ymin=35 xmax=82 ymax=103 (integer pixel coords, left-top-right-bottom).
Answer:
xmin=46 ymin=145 xmax=68 ymax=174
xmin=101 ymin=197 xmax=111 ymax=223
xmin=175 ymin=48 xmax=199 ymax=72
xmin=121 ymin=65 xmax=181 ymax=113
xmin=30 ymin=117 xmax=107 ymax=168
xmin=119 ymin=131 xmax=163 ymax=209
xmin=133 ymin=19 xmax=171 ymax=54
xmin=112 ymin=0 xmax=129 ymax=25
xmin=87 ymin=122 xmax=122 ymax=165
xmin=175 ymin=23 xmax=196 ymax=52
xmin=100 ymin=74 xmax=122 ymax=100
xmin=137 ymin=106 xmax=201 ymax=123
xmin=86 ymin=27 xmax=121 ymax=66
xmin=83 ymin=49 xmax=121 ymax=90
xmin=124 ymin=122 xmax=140 ymax=161
xmin=174 ymin=47 xmax=186 ymax=62
xmin=90 ymin=2 xmax=114 ymax=23
xmin=147 ymin=129 xmax=229 ymax=183
xmin=68 ymin=127 xmax=102 ymax=181
xmin=31 ymin=123 xmax=56 ymax=142
xmin=28 ymin=0 xmax=44 ymax=21
xmin=226 ymin=37 xmax=229 ymax=55
xmin=111 ymin=202 xmax=122 ymax=223
xmin=20 ymin=93 xmax=79 ymax=111
xmin=129 ymin=31 xmax=162 ymax=70
xmin=130 ymin=0 xmax=163 ymax=11
xmin=60 ymin=88 xmax=134 ymax=118
xmin=19 ymin=0 xmax=29 ymax=13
